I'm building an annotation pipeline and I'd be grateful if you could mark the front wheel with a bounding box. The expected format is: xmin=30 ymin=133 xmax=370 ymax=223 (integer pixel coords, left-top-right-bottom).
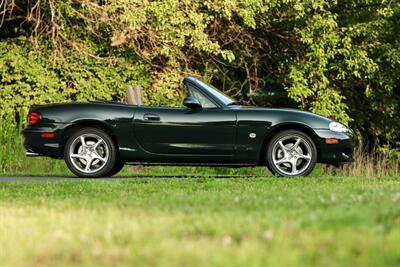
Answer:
xmin=64 ymin=128 xmax=117 ymax=178
xmin=266 ymin=130 xmax=317 ymax=177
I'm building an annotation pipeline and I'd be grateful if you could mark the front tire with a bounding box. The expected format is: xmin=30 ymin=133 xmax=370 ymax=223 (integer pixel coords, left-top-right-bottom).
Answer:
xmin=64 ymin=128 xmax=117 ymax=178
xmin=266 ymin=130 xmax=317 ymax=177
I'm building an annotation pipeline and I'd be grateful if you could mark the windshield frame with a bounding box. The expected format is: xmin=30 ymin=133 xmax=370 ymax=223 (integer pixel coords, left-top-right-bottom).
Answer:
xmin=184 ymin=77 xmax=238 ymax=107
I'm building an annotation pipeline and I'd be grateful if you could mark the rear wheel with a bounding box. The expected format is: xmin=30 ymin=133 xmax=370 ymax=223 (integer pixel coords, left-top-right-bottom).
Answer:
xmin=106 ymin=162 xmax=124 ymax=177
xmin=266 ymin=130 xmax=317 ymax=177
xmin=64 ymin=128 xmax=116 ymax=178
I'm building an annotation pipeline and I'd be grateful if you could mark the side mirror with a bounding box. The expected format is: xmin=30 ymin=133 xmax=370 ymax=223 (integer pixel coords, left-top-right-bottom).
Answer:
xmin=183 ymin=96 xmax=202 ymax=109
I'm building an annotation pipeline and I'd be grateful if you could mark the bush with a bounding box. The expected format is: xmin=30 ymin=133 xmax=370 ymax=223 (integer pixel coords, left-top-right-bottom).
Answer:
xmin=0 ymin=38 xmax=151 ymax=124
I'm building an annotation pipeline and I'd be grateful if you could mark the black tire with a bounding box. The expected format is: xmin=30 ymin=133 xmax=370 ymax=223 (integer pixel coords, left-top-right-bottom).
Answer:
xmin=106 ymin=162 xmax=124 ymax=177
xmin=266 ymin=130 xmax=317 ymax=177
xmin=63 ymin=127 xmax=117 ymax=178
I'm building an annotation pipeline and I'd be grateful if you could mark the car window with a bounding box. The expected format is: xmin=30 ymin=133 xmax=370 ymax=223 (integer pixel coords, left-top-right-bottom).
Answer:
xmin=195 ymin=79 xmax=236 ymax=106
xmin=186 ymin=84 xmax=217 ymax=108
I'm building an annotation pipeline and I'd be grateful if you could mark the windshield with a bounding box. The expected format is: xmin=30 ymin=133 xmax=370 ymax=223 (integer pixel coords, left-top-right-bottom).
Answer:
xmin=196 ymin=80 xmax=237 ymax=106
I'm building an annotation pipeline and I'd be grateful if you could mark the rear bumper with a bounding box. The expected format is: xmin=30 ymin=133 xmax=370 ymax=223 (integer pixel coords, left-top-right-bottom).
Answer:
xmin=314 ymin=129 xmax=355 ymax=164
xmin=22 ymin=124 xmax=64 ymax=159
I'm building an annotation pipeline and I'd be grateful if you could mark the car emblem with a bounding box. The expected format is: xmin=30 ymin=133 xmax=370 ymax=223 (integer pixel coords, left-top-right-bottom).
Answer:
xmin=249 ymin=133 xmax=256 ymax=139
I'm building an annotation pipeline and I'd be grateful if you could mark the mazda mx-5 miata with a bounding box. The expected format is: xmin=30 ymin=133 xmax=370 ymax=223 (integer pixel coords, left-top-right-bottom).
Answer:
xmin=22 ymin=76 xmax=354 ymax=178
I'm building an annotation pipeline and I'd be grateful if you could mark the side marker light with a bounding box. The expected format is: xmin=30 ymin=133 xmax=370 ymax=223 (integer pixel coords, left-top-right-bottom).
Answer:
xmin=40 ymin=133 xmax=55 ymax=139
xmin=325 ymin=138 xmax=339 ymax=144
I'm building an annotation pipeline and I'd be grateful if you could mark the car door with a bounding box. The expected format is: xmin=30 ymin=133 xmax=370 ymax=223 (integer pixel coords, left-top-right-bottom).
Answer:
xmin=133 ymin=85 xmax=237 ymax=156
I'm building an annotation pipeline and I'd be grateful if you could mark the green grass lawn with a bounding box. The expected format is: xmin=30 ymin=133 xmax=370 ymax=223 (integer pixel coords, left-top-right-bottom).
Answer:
xmin=1 ymin=177 xmax=400 ymax=266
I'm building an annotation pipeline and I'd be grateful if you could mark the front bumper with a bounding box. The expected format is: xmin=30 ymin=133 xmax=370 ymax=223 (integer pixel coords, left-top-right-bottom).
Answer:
xmin=314 ymin=129 xmax=355 ymax=164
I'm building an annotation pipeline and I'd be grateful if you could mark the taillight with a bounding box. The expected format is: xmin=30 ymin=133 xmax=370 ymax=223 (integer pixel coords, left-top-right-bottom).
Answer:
xmin=28 ymin=112 xmax=41 ymax=125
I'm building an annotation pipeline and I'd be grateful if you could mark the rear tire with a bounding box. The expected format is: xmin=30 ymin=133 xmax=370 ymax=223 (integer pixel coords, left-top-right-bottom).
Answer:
xmin=106 ymin=162 xmax=124 ymax=177
xmin=64 ymin=127 xmax=117 ymax=178
xmin=266 ymin=130 xmax=317 ymax=177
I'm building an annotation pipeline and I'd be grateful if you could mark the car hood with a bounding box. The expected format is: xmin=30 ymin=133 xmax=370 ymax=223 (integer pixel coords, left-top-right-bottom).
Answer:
xmin=232 ymin=105 xmax=334 ymax=129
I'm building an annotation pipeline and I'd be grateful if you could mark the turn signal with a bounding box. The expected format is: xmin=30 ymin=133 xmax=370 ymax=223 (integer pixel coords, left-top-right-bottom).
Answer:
xmin=28 ymin=112 xmax=41 ymax=125
xmin=325 ymin=138 xmax=339 ymax=144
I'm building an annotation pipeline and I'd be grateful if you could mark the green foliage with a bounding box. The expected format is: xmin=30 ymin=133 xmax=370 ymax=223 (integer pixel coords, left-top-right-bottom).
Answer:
xmin=287 ymin=0 xmax=400 ymax=133
xmin=0 ymin=0 xmax=399 ymax=147
xmin=0 ymin=38 xmax=150 ymax=122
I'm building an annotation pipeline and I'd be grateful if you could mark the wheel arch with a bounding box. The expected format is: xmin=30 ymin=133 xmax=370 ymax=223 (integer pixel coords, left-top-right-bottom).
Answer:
xmin=60 ymin=120 xmax=119 ymax=159
xmin=259 ymin=123 xmax=321 ymax=164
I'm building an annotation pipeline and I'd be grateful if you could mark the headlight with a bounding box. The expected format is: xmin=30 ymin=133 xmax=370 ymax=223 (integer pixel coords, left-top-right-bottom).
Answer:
xmin=329 ymin=122 xmax=348 ymax=132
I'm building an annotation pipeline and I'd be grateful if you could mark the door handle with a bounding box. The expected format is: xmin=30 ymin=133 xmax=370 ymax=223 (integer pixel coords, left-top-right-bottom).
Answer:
xmin=143 ymin=114 xmax=160 ymax=121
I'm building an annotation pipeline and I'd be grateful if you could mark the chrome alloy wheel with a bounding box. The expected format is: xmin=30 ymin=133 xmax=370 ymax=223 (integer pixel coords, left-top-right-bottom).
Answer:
xmin=271 ymin=135 xmax=313 ymax=176
xmin=68 ymin=134 xmax=109 ymax=174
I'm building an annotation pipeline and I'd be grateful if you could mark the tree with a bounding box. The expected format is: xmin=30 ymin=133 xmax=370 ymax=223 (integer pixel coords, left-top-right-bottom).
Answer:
xmin=0 ymin=0 xmax=399 ymax=147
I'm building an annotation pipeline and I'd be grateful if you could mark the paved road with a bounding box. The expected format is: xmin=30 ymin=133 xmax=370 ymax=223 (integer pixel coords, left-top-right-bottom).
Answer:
xmin=0 ymin=176 xmax=141 ymax=182
xmin=0 ymin=175 xmax=255 ymax=182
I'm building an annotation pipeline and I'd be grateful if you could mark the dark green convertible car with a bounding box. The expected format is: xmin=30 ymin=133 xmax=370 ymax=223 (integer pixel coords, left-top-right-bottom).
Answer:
xmin=23 ymin=76 xmax=354 ymax=178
